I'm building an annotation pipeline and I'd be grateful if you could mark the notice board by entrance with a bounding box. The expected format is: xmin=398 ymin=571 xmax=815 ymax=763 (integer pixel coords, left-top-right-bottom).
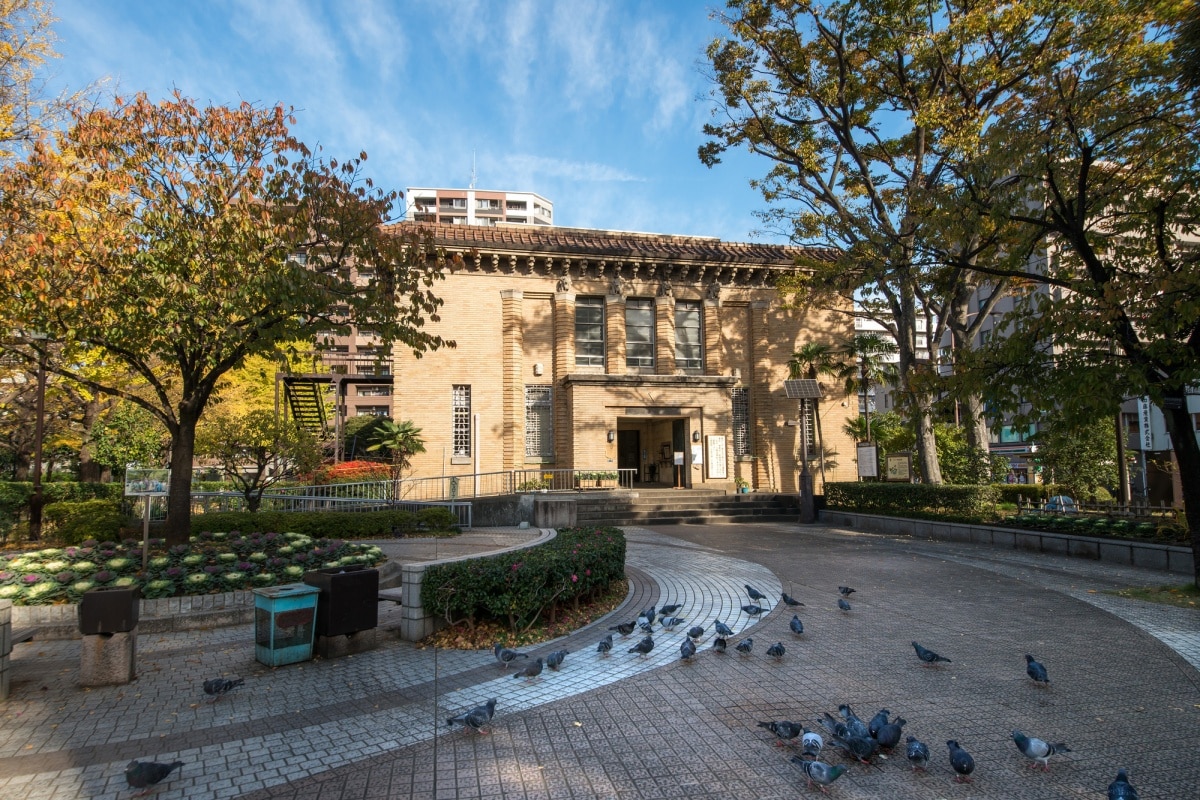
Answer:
xmin=706 ymin=435 xmax=728 ymax=479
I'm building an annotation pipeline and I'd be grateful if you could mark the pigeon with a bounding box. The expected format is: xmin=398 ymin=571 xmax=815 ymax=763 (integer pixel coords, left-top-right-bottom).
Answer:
xmin=513 ymin=657 xmax=544 ymax=680
xmin=741 ymin=604 xmax=764 ymax=616
xmin=125 ymin=760 xmax=184 ymax=796
xmin=1026 ymin=654 xmax=1050 ymax=684
xmin=781 ymin=592 xmax=804 ymax=607
xmin=1108 ymin=768 xmax=1139 ymax=800
xmin=766 ymin=641 xmax=786 ymax=659
xmin=202 ymin=677 xmax=243 ymax=701
xmin=745 ymin=584 xmax=768 ymax=602
xmin=801 ymin=728 xmax=824 ymax=758
xmin=789 ymin=615 xmax=804 ymax=636
xmin=833 ymin=733 xmax=878 ymax=764
xmin=1012 ymin=730 xmax=1071 ymax=771
xmin=494 ymin=643 xmax=529 ymax=668
xmin=868 ymin=708 xmax=890 ymax=738
xmin=817 ymin=712 xmax=849 ymax=740
xmin=711 ymin=637 xmax=727 ymax=653
xmin=758 ymin=720 xmax=803 ymax=746
xmin=660 ymin=616 xmax=686 ymax=631
xmin=596 ymin=634 xmax=613 ymax=655
xmin=912 ymin=641 xmax=951 ymax=665
xmin=838 ymin=586 xmax=856 ymax=596
xmin=637 ymin=606 xmax=656 ymax=625
xmin=639 ymin=620 xmax=655 ymax=634
xmin=837 ymin=598 xmax=852 ymax=611
xmin=947 ymin=740 xmax=975 ymax=783
xmin=735 ymin=637 xmax=753 ymax=654
xmin=875 ymin=717 xmax=906 ymax=750
xmin=679 ymin=637 xmax=697 ymax=661
xmin=545 ymin=649 xmax=569 ymax=671
xmin=790 ymin=757 xmax=847 ymax=791
xmin=629 ymin=635 xmax=654 ymax=656
xmin=658 ymin=603 xmax=682 ymax=617
xmin=608 ymin=621 xmax=636 ymax=637
xmin=687 ymin=625 xmax=705 ymax=640
xmin=714 ymin=620 xmax=735 ymax=637
xmin=446 ymin=698 xmax=497 ymax=734
xmin=905 ymin=735 xmax=929 ymax=771
xmin=838 ymin=705 xmax=870 ymax=740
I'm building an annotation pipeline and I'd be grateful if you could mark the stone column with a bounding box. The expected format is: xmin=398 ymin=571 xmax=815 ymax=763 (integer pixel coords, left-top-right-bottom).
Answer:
xmin=606 ymin=295 xmax=626 ymax=376
xmin=500 ymin=290 xmax=523 ymax=470
xmin=750 ymin=301 xmax=773 ymax=490
xmin=655 ymin=294 xmax=675 ymax=374
xmin=553 ymin=292 xmax=575 ymax=468
xmin=704 ymin=297 xmax=721 ymax=375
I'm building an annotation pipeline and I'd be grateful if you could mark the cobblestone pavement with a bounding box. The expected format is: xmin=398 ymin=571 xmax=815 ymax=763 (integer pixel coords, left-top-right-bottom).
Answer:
xmin=1 ymin=522 xmax=1197 ymax=800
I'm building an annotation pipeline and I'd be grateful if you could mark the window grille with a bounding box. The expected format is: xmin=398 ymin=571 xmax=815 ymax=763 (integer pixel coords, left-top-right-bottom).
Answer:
xmin=525 ymin=386 xmax=554 ymax=458
xmin=625 ymin=298 xmax=655 ymax=368
xmin=452 ymin=385 xmax=471 ymax=456
xmin=575 ymin=297 xmax=605 ymax=366
xmin=674 ymin=300 xmax=702 ymax=369
xmin=732 ymin=387 xmax=750 ymax=457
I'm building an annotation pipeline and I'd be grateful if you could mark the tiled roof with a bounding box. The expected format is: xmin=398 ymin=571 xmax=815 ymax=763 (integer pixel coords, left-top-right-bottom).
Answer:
xmin=388 ymin=222 xmax=834 ymax=267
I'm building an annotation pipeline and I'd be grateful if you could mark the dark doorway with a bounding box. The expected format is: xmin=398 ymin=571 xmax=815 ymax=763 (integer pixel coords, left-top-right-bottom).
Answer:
xmin=617 ymin=430 xmax=641 ymax=481
xmin=671 ymin=419 xmax=687 ymax=488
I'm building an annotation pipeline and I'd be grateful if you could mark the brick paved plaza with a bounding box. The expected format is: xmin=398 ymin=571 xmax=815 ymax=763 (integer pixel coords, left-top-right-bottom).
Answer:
xmin=1 ymin=522 xmax=1197 ymax=799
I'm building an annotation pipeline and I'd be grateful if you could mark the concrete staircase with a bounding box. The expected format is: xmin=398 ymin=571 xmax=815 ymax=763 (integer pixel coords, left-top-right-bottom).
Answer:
xmin=575 ymin=488 xmax=799 ymax=527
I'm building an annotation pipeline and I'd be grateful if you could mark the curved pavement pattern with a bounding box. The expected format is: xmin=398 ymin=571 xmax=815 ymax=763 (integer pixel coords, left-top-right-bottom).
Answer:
xmin=1 ymin=522 xmax=1197 ymax=799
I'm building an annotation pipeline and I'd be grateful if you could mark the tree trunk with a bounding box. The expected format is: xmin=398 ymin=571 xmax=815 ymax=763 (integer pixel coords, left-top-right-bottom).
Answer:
xmin=962 ymin=392 xmax=990 ymax=454
xmin=163 ymin=413 xmax=199 ymax=546
xmin=77 ymin=396 xmax=104 ymax=483
xmin=914 ymin=394 xmax=942 ymax=484
xmin=1162 ymin=400 xmax=1200 ymax=586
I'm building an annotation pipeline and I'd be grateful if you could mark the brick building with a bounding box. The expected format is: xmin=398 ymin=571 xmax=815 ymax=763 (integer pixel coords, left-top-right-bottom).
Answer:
xmin=389 ymin=223 xmax=858 ymax=493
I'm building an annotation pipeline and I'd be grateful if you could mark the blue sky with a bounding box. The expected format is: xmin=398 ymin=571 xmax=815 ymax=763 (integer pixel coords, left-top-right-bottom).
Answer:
xmin=47 ymin=0 xmax=780 ymax=244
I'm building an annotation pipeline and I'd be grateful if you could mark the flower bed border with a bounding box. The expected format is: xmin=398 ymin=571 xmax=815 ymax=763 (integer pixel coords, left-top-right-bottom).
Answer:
xmin=12 ymin=588 xmax=257 ymax=640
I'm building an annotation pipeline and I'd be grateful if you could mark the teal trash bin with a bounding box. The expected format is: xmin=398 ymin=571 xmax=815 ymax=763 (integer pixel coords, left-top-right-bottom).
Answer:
xmin=253 ymin=583 xmax=320 ymax=667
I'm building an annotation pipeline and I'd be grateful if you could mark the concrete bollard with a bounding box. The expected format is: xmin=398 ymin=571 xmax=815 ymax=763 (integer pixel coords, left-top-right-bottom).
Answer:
xmin=79 ymin=629 xmax=137 ymax=686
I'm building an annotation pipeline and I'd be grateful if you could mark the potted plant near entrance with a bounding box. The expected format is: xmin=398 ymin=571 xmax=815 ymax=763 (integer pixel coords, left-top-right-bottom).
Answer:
xmin=598 ymin=470 xmax=619 ymax=489
xmin=735 ymin=476 xmax=750 ymax=494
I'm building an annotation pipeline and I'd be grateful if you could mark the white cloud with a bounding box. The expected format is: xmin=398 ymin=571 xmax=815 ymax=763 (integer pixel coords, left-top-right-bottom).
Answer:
xmin=333 ymin=0 xmax=407 ymax=83
xmin=226 ymin=0 xmax=342 ymax=76
xmin=504 ymin=154 xmax=644 ymax=184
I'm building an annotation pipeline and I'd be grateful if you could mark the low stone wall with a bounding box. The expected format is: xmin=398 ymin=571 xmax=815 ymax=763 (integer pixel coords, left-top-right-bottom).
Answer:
xmin=1 ymin=599 xmax=11 ymax=699
xmin=397 ymin=528 xmax=557 ymax=642
xmin=12 ymin=590 xmax=256 ymax=640
xmin=820 ymin=510 xmax=1194 ymax=576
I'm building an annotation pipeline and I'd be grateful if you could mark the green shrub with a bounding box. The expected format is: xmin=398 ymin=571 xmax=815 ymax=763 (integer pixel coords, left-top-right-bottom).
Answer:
xmin=424 ymin=526 xmax=626 ymax=632
xmin=43 ymin=499 xmax=127 ymax=545
xmin=824 ymin=482 xmax=999 ymax=517
xmin=188 ymin=508 xmax=446 ymax=538
xmin=417 ymin=506 xmax=458 ymax=532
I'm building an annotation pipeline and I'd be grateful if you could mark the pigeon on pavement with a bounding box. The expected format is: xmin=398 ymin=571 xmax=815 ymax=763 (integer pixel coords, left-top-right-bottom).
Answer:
xmin=658 ymin=603 xmax=682 ymax=617
xmin=758 ymin=720 xmax=803 ymax=746
xmin=629 ymin=635 xmax=654 ymax=656
xmin=1108 ymin=768 xmax=1139 ymax=800
xmin=513 ymin=658 xmax=544 ymax=680
xmin=637 ymin=606 xmax=656 ymax=625
xmin=790 ymin=757 xmax=847 ymax=791
xmin=868 ymin=709 xmax=890 ymax=738
xmin=838 ymin=705 xmax=870 ymax=740
xmin=745 ymin=584 xmax=768 ymax=602
xmin=801 ymin=728 xmax=824 ymax=759
xmin=735 ymin=637 xmax=753 ymax=654
xmin=766 ymin=642 xmax=786 ymax=659
xmin=596 ymin=634 xmax=613 ymax=655
xmin=660 ymin=616 xmax=686 ymax=631
xmin=838 ymin=586 xmax=856 ymax=596
xmin=446 ymin=698 xmax=497 ymax=734
xmin=837 ymin=598 xmax=852 ymax=611
xmin=912 ymin=641 xmax=951 ymax=665
xmin=711 ymin=637 xmax=727 ymax=653
xmin=947 ymin=740 xmax=975 ymax=783
xmin=833 ymin=734 xmax=878 ymax=764
xmin=202 ymin=677 xmax=243 ymax=701
xmin=1026 ymin=654 xmax=1050 ymax=684
xmin=679 ymin=637 xmax=696 ymax=661
xmin=687 ymin=625 xmax=705 ymax=640
xmin=741 ymin=604 xmax=764 ymax=616
xmin=875 ymin=717 xmax=906 ymax=750
xmin=781 ymin=592 xmax=804 ymax=607
xmin=817 ymin=712 xmax=849 ymax=740
xmin=545 ymin=649 xmax=569 ymax=671
xmin=1013 ymin=730 xmax=1071 ymax=771
xmin=494 ymin=643 xmax=529 ymax=668
xmin=608 ymin=621 xmax=636 ymax=637
xmin=125 ymin=760 xmax=184 ymax=796
xmin=789 ymin=615 xmax=804 ymax=636
xmin=639 ymin=620 xmax=655 ymax=634
xmin=714 ymin=620 xmax=735 ymax=637
xmin=905 ymin=735 xmax=929 ymax=771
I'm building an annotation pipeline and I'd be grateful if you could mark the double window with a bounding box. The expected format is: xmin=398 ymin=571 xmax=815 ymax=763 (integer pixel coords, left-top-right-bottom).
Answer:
xmin=675 ymin=300 xmax=702 ymax=369
xmin=625 ymin=298 xmax=655 ymax=368
xmin=575 ymin=297 xmax=605 ymax=366
xmin=524 ymin=386 xmax=554 ymax=459
xmin=452 ymin=385 xmax=472 ymax=457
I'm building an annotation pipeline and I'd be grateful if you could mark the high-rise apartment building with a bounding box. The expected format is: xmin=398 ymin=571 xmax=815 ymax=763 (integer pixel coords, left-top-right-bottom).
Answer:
xmin=405 ymin=188 xmax=553 ymax=227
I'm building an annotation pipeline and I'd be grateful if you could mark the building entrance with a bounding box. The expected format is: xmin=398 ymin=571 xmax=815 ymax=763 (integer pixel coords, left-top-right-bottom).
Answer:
xmin=616 ymin=430 xmax=641 ymax=482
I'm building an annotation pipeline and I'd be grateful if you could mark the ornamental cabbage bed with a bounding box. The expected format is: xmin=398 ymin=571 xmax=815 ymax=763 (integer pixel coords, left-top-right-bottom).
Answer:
xmin=0 ymin=531 xmax=385 ymax=606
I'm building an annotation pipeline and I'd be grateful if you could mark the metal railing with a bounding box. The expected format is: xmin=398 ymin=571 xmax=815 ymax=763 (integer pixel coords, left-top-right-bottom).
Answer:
xmin=393 ymin=468 xmax=636 ymax=500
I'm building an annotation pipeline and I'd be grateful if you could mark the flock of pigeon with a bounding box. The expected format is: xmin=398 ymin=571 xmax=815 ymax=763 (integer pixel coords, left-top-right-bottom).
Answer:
xmin=122 ymin=582 xmax=1143 ymax=798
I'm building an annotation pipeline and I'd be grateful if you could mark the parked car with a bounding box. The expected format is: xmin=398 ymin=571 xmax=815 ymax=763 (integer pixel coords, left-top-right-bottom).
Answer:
xmin=1045 ymin=495 xmax=1077 ymax=513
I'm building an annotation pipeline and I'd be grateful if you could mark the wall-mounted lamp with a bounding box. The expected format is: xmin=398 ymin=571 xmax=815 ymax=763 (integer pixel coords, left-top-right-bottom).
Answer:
xmin=692 ymin=431 xmax=701 ymax=443
xmin=607 ymin=430 xmax=616 ymax=443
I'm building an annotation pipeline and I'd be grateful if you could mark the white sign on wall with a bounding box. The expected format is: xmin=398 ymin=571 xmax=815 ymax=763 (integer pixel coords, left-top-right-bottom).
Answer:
xmin=706 ymin=435 xmax=728 ymax=479
xmin=856 ymin=443 xmax=878 ymax=478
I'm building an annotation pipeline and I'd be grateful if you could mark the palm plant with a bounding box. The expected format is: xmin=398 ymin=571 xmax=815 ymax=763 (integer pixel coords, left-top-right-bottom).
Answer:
xmin=788 ymin=342 xmax=839 ymax=487
xmin=833 ymin=334 xmax=900 ymax=444
xmin=365 ymin=419 xmax=426 ymax=482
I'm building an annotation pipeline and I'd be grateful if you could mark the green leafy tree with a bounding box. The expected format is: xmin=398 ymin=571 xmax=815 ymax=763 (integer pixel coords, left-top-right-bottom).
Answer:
xmin=0 ymin=93 xmax=454 ymax=544
xmin=366 ymin=419 xmax=426 ymax=482
xmin=89 ymin=401 xmax=167 ymax=479
xmin=934 ymin=423 xmax=1008 ymax=485
xmin=1032 ymin=412 xmax=1119 ymax=501
xmin=196 ymin=409 xmax=322 ymax=512
xmin=842 ymin=410 xmax=912 ymax=475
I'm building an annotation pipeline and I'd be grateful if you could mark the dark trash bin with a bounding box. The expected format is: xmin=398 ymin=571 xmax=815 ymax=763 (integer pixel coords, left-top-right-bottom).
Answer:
xmin=303 ymin=565 xmax=379 ymax=637
xmin=78 ymin=586 xmax=140 ymax=635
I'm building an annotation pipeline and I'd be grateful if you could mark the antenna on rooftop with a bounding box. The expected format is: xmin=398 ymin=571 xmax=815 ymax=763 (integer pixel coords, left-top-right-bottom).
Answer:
xmin=469 ymin=150 xmax=476 ymax=190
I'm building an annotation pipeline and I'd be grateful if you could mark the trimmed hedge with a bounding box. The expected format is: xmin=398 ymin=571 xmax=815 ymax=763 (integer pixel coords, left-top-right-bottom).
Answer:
xmin=190 ymin=507 xmax=458 ymax=538
xmin=825 ymin=482 xmax=1000 ymax=516
xmin=1 ymin=481 xmax=126 ymax=517
xmin=43 ymin=499 xmax=128 ymax=545
xmin=423 ymin=525 xmax=626 ymax=632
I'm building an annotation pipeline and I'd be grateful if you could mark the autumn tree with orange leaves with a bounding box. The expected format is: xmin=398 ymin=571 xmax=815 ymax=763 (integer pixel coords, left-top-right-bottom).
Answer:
xmin=0 ymin=92 xmax=453 ymax=544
